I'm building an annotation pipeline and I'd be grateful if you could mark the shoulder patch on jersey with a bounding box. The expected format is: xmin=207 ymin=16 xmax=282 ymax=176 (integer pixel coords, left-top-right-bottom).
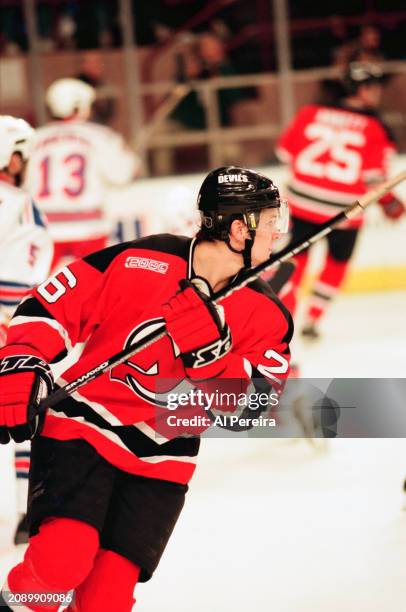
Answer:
xmin=124 ymin=256 xmax=169 ymax=274
xmin=83 ymin=241 xmax=139 ymax=272
xmin=246 ymin=278 xmax=294 ymax=344
xmin=84 ymin=235 xmax=193 ymax=273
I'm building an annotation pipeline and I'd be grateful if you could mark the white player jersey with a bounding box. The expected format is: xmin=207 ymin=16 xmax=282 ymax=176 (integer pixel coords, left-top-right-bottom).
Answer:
xmin=24 ymin=120 xmax=139 ymax=242
xmin=0 ymin=181 xmax=53 ymax=320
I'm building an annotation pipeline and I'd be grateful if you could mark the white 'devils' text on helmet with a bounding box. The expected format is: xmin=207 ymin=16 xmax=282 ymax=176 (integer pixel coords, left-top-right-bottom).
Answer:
xmin=0 ymin=115 xmax=34 ymax=169
xmin=45 ymin=78 xmax=96 ymax=119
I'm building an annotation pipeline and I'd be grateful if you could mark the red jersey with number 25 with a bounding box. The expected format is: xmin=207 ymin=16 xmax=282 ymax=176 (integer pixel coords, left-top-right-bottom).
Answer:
xmin=276 ymin=104 xmax=396 ymax=228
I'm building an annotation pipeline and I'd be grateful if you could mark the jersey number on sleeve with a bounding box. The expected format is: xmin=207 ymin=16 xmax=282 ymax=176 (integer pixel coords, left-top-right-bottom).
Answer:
xmin=38 ymin=154 xmax=86 ymax=198
xmin=257 ymin=349 xmax=289 ymax=382
xmin=296 ymin=123 xmax=365 ymax=184
xmin=37 ymin=267 xmax=77 ymax=303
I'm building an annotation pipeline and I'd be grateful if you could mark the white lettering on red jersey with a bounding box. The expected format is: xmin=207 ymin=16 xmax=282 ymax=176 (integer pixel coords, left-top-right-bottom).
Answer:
xmin=0 ymin=181 xmax=53 ymax=323
xmin=276 ymin=104 xmax=396 ymax=228
xmin=24 ymin=120 xmax=140 ymax=242
xmin=6 ymin=236 xmax=292 ymax=484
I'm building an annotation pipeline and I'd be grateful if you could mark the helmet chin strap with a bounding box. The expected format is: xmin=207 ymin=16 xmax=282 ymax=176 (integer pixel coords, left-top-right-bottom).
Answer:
xmin=225 ymin=230 xmax=256 ymax=269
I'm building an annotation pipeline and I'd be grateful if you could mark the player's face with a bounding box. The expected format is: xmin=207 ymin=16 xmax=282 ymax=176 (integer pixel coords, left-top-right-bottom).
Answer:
xmin=8 ymin=152 xmax=24 ymax=178
xmin=250 ymin=208 xmax=281 ymax=266
xmin=360 ymin=83 xmax=383 ymax=108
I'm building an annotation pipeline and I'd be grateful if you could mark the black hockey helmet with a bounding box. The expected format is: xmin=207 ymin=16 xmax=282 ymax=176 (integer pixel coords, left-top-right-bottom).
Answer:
xmin=198 ymin=166 xmax=282 ymax=238
xmin=342 ymin=62 xmax=385 ymax=95
xmin=197 ymin=166 xmax=288 ymax=268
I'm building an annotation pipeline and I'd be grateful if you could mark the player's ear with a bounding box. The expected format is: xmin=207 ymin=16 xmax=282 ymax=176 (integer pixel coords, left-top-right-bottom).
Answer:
xmin=229 ymin=218 xmax=248 ymax=244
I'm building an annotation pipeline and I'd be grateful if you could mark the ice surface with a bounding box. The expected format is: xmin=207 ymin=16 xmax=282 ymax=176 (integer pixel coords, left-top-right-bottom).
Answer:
xmin=1 ymin=291 xmax=405 ymax=611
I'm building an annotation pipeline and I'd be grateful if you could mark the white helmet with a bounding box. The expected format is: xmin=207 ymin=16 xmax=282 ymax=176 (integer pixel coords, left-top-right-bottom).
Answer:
xmin=0 ymin=115 xmax=34 ymax=169
xmin=45 ymin=78 xmax=96 ymax=119
xmin=161 ymin=185 xmax=200 ymax=236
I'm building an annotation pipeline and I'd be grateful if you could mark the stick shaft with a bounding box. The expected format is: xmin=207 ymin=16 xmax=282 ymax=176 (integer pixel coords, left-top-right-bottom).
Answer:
xmin=41 ymin=169 xmax=406 ymax=410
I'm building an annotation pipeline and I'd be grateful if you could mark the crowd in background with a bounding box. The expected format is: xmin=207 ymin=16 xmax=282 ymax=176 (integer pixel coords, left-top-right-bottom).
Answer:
xmin=1 ymin=0 xmax=405 ymax=68
xmin=1 ymin=1 xmax=406 ymax=175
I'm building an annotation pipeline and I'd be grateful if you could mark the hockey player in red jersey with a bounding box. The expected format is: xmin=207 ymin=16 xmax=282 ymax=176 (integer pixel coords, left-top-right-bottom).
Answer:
xmin=276 ymin=62 xmax=405 ymax=339
xmin=0 ymin=167 xmax=292 ymax=611
xmin=24 ymin=78 xmax=140 ymax=272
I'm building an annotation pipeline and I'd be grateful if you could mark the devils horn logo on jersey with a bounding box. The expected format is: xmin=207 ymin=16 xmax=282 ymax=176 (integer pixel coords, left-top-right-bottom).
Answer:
xmin=110 ymin=318 xmax=193 ymax=407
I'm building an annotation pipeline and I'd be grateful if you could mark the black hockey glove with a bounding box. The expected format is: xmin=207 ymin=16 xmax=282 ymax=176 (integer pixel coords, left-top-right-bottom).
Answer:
xmin=0 ymin=346 xmax=54 ymax=444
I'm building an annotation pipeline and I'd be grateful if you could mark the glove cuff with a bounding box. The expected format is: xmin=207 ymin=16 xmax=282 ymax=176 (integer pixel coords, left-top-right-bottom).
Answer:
xmin=0 ymin=343 xmax=46 ymax=360
xmin=0 ymin=345 xmax=54 ymax=394
xmin=183 ymin=325 xmax=232 ymax=381
xmin=181 ymin=324 xmax=232 ymax=369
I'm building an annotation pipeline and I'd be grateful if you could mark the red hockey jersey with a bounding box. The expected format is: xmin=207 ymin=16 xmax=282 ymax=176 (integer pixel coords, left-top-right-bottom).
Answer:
xmin=7 ymin=235 xmax=293 ymax=484
xmin=276 ymin=104 xmax=396 ymax=229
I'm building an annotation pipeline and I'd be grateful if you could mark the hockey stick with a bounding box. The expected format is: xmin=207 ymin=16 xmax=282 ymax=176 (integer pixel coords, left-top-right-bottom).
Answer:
xmin=41 ymin=169 xmax=406 ymax=410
